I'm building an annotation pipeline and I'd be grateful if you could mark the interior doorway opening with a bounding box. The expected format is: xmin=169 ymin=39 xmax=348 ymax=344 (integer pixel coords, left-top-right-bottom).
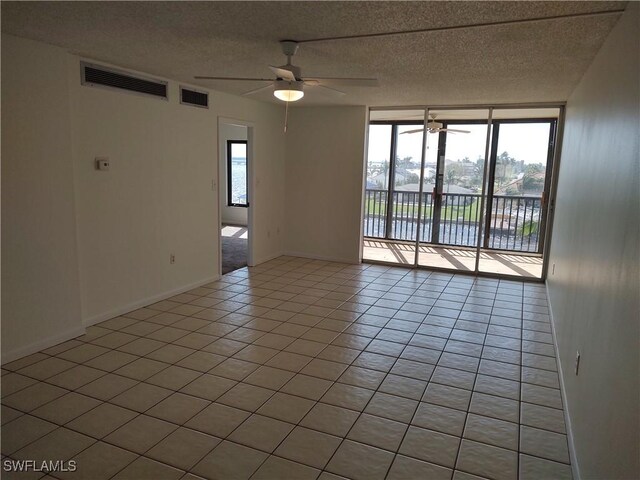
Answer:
xmin=362 ymin=106 xmax=562 ymax=280
xmin=218 ymin=120 xmax=252 ymax=275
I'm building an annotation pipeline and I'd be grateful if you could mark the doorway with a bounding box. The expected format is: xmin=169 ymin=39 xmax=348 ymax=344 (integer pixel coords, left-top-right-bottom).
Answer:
xmin=362 ymin=106 xmax=560 ymax=280
xmin=218 ymin=120 xmax=253 ymax=275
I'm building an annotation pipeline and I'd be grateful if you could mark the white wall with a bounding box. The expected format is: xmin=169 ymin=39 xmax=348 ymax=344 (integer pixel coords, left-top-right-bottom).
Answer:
xmin=547 ymin=5 xmax=639 ymax=479
xmin=284 ymin=106 xmax=368 ymax=263
xmin=219 ymin=123 xmax=248 ymax=226
xmin=2 ymin=34 xmax=286 ymax=359
xmin=1 ymin=35 xmax=84 ymax=361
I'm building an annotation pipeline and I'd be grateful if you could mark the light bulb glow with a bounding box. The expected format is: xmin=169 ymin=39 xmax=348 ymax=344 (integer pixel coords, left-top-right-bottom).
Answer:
xmin=273 ymin=80 xmax=304 ymax=102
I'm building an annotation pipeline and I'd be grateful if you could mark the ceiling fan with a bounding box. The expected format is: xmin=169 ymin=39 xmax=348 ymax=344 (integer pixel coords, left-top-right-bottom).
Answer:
xmin=195 ymin=40 xmax=379 ymax=102
xmin=402 ymin=115 xmax=470 ymax=135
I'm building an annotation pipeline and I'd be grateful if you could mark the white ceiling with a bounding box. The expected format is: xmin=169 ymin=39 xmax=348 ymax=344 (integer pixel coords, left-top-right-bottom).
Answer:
xmin=1 ymin=1 xmax=626 ymax=107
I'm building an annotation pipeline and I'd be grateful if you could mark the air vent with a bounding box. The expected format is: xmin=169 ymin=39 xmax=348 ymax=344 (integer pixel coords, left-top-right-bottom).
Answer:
xmin=180 ymin=86 xmax=209 ymax=108
xmin=81 ymin=62 xmax=168 ymax=100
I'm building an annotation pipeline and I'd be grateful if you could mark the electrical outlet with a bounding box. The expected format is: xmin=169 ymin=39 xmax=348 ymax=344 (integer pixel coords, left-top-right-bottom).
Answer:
xmin=170 ymin=254 xmax=175 ymax=264
xmin=575 ymin=350 xmax=581 ymax=375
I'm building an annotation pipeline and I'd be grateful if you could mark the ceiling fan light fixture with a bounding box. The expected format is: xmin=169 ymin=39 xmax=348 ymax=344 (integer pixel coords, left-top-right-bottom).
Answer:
xmin=273 ymin=80 xmax=304 ymax=102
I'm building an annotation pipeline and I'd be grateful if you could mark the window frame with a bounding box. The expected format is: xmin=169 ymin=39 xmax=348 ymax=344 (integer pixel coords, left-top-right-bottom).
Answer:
xmin=226 ymin=140 xmax=249 ymax=207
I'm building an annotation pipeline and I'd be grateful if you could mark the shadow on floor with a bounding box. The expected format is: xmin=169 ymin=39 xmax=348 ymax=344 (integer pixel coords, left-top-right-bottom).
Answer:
xmin=221 ymin=225 xmax=247 ymax=274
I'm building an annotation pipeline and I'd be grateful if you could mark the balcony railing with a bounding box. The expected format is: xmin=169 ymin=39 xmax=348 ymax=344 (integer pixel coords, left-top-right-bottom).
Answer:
xmin=363 ymin=189 xmax=542 ymax=252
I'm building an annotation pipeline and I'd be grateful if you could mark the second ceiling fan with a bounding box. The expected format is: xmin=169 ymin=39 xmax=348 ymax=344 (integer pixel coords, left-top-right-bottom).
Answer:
xmin=195 ymin=40 xmax=379 ymax=102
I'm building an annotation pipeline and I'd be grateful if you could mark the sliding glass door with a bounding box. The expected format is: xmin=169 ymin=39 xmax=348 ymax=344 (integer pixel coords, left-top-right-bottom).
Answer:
xmin=362 ymin=106 xmax=559 ymax=279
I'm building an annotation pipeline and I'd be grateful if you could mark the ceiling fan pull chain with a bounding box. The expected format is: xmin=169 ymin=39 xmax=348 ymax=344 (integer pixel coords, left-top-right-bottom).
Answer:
xmin=284 ymin=100 xmax=290 ymax=133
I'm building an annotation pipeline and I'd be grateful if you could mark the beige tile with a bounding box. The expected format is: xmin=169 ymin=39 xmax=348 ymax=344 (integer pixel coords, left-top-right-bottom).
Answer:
xmin=469 ymin=392 xmax=520 ymax=423
xmin=228 ymin=414 xmax=294 ymax=452
xmin=326 ymin=440 xmax=395 ymax=480
xmin=120 ymin=320 xmax=164 ymax=336
xmin=244 ymin=366 xmax=295 ymax=390
xmin=111 ymin=382 xmax=173 ymax=412
xmin=412 ymin=402 xmax=466 ymax=436
xmin=185 ymin=403 xmax=250 ymax=437
xmin=111 ymin=456 xmax=184 ymax=480
xmin=1 ymin=415 xmax=57 ymax=455
xmin=146 ymin=344 xmax=195 ymax=363
xmin=284 ymin=339 xmax=326 ymax=356
xmin=281 ymin=374 xmax=333 ymax=400
xmin=337 ymin=366 xmax=385 ymax=390
xmin=90 ymin=331 xmax=138 ymax=349
xmin=233 ymin=344 xmax=279 ymax=363
xmin=320 ymin=383 xmax=374 ymax=411
xmin=125 ymin=308 xmax=162 ymax=320
xmin=147 ymin=365 xmax=202 ymax=390
xmin=387 ymin=455 xmax=453 ymax=480
xmin=364 ymin=392 xmax=418 ymax=424
xmin=379 ymin=374 xmax=427 ymax=400
xmin=348 ymin=413 xmax=407 ymax=452
xmin=47 ymin=364 xmax=107 ymax=390
xmin=422 ymin=383 xmax=471 ymax=411
xmin=300 ymin=403 xmax=359 ymax=437
xmin=31 ymin=392 xmax=101 ymax=425
xmin=3 ymin=353 xmax=48 ymax=371
xmin=147 ymin=392 xmax=210 ymax=425
xmin=301 ymin=359 xmax=348 ymax=381
xmin=251 ymin=455 xmax=320 ymax=480
xmin=520 ymin=425 xmax=570 ymax=464
xmin=176 ymin=351 xmax=225 ymax=372
xmin=147 ymin=427 xmax=221 ymax=470
xmin=105 ymin=414 xmax=177 ymax=453
xmin=117 ymin=337 xmax=166 ymax=356
xmin=399 ymin=426 xmax=460 ymax=468
xmin=67 ymin=403 xmax=137 ymax=438
xmin=266 ymin=351 xmax=313 ymax=372
xmin=57 ymin=441 xmax=137 ymax=480
xmin=3 ymin=382 xmax=68 ymax=412
xmin=464 ymin=413 xmax=518 ymax=450
xmin=76 ymin=373 xmax=138 ymax=401
xmin=14 ymin=427 xmax=95 ymax=461
xmin=210 ymin=358 xmax=260 ymax=380
xmin=519 ymin=454 xmax=572 ymax=480
xmin=216 ymin=383 xmax=274 ymax=411
xmin=456 ymin=439 xmax=518 ymax=480
xmin=1 ymin=373 xmax=37 ymax=397
xmin=85 ymin=350 xmax=139 ymax=372
xmin=17 ymin=356 xmax=77 ymax=379
xmin=179 ymin=373 xmax=237 ymax=401
xmin=257 ymin=392 xmax=315 ymax=423
xmin=520 ymin=402 xmax=566 ymax=433
xmin=192 ymin=440 xmax=268 ymax=480
xmin=1 ymin=405 xmax=23 ymax=425
xmin=114 ymin=358 xmax=169 ymax=380
xmin=56 ymin=344 xmax=111 ymax=363
xmin=275 ymin=426 xmax=342 ymax=469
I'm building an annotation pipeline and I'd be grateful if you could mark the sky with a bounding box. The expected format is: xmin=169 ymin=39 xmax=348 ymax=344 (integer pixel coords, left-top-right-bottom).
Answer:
xmin=367 ymin=121 xmax=552 ymax=166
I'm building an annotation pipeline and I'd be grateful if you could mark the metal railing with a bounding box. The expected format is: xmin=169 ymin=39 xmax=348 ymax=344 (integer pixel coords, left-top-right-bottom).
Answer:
xmin=363 ymin=189 xmax=542 ymax=252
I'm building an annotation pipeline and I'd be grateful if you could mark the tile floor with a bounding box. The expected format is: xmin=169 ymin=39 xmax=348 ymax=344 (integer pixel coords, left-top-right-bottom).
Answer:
xmin=1 ymin=256 xmax=571 ymax=480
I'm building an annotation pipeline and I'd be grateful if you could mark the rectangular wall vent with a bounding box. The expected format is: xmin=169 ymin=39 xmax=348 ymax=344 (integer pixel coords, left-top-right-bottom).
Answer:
xmin=81 ymin=62 xmax=168 ymax=100
xmin=180 ymin=86 xmax=209 ymax=108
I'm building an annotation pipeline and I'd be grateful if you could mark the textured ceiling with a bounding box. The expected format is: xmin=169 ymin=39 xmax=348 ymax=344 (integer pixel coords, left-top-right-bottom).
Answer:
xmin=1 ymin=1 xmax=626 ymax=106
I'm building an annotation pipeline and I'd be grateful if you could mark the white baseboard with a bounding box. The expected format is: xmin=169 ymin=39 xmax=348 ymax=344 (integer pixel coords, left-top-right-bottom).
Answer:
xmin=545 ymin=281 xmax=581 ymax=480
xmin=283 ymin=251 xmax=359 ymax=265
xmin=84 ymin=275 xmax=220 ymax=327
xmin=1 ymin=325 xmax=86 ymax=364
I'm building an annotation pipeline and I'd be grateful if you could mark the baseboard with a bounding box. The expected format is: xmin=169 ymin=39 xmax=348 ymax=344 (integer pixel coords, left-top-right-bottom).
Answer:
xmin=1 ymin=325 xmax=86 ymax=364
xmin=84 ymin=275 xmax=221 ymax=327
xmin=283 ymin=251 xmax=359 ymax=265
xmin=545 ymin=281 xmax=581 ymax=480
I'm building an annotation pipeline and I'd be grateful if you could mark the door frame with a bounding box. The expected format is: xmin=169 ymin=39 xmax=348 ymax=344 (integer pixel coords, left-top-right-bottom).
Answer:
xmin=217 ymin=117 xmax=255 ymax=276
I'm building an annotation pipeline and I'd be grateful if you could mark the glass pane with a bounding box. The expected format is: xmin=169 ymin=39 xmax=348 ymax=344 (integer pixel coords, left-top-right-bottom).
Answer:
xmin=487 ymin=122 xmax=551 ymax=252
xmin=390 ymin=124 xmax=424 ymax=241
xmin=229 ymin=142 xmax=247 ymax=205
xmin=363 ymin=124 xmax=392 ymax=238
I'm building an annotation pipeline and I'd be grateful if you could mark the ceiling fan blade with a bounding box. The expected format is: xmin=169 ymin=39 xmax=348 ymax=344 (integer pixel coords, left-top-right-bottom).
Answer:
xmin=305 ymin=83 xmax=346 ymax=96
xmin=269 ymin=65 xmax=296 ymax=81
xmin=194 ymin=76 xmax=273 ymax=81
xmin=304 ymin=77 xmax=379 ymax=87
xmin=400 ymin=128 xmax=424 ymax=135
xmin=442 ymin=128 xmax=471 ymax=133
xmin=242 ymin=84 xmax=274 ymax=96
